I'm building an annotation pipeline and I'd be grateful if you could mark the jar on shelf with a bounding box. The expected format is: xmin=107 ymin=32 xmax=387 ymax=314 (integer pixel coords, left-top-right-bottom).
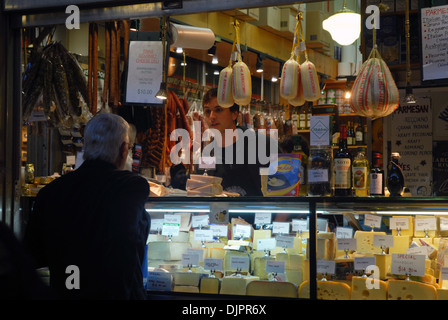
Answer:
xmin=307 ymin=145 xmax=332 ymax=196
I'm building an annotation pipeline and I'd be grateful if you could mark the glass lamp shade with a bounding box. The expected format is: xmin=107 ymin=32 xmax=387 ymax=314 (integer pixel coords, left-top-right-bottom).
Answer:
xmin=323 ymin=11 xmax=361 ymax=46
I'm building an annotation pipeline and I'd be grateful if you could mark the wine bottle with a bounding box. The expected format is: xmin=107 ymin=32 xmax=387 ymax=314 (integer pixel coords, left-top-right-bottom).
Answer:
xmin=370 ymin=152 xmax=385 ymax=196
xmin=306 ymin=103 xmax=312 ymax=129
xmin=299 ymin=105 xmax=307 ymax=130
xmin=352 ymin=147 xmax=370 ymax=196
xmin=291 ymin=107 xmax=298 ymax=135
xmin=387 ymin=152 xmax=405 ymax=197
xmin=347 ymin=121 xmax=354 ymax=146
xmin=334 ymin=124 xmax=352 ymax=196
xmin=355 ymin=119 xmax=364 ymax=145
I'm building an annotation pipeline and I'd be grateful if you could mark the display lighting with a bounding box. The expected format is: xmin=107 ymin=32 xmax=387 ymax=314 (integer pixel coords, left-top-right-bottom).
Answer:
xmin=155 ymin=82 xmax=168 ymax=100
xmin=208 ymin=42 xmax=217 ymax=57
xmin=212 ymin=55 xmax=218 ymax=64
xmin=256 ymin=54 xmax=264 ymax=73
xmin=176 ymin=47 xmax=183 ymax=53
xmin=322 ymin=0 xmax=361 ymax=46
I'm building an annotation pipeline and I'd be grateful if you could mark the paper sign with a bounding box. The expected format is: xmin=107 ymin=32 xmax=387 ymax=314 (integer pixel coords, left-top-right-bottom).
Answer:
xmin=441 ymin=267 xmax=448 ymax=281
xmin=373 ymin=235 xmax=394 ymax=248
xmin=187 ymin=248 xmax=205 ymax=261
xmin=390 ymin=217 xmax=410 ymax=231
xmin=354 ymin=257 xmax=376 ymax=272
xmin=147 ymin=272 xmax=172 ymax=291
xmin=292 ymin=219 xmax=308 ymax=232
xmin=230 ymin=256 xmax=250 ymax=271
xmin=391 ymin=253 xmax=426 ymax=276
xmin=182 ymin=253 xmax=200 ymax=267
xmin=210 ymin=224 xmax=228 ymax=237
xmin=255 ymin=213 xmax=272 ymax=225
xmin=273 ymin=222 xmax=290 ymax=234
xmin=364 ymin=214 xmax=382 ymax=229
xmin=233 ymin=224 xmax=252 ymax=239
xmin=209 ymin=203 xmax=229 ymax=225
xmin=266 ymin=260 xmax=286 ymax=274
xmin=317 ymin=260 xmax=336 ymax=275
xmin=192 ymin=215 xmax=209 ymax=228
xmin=415 ymin=217 xmax=438 ymax=231
xmin=336 ymin=227 xmax=353 ymax=239
xmin=256 ymin=238 xmax=276 ymax=251
xmin=275 ymin=235 xmax=295 ymax=249
xmin=337 ymin=238 xmax=357 ymax=251
xmin=199 ymin=156 xmax=216 ymax=170
xmin=310 ymin=115 xmax=330 ymax=146
xmin=150 ymin=219 xmax=163 ymax=232
xmin=440 ymin=217 xmax=448 ymax=231
xmin=194 ymin=229 xmax=213 ymax=242
xmin=204 ymin=258 xmax=223 ymax=272
xmin=316 ymin=218 xmax=329 ymax=232
xmin=162 ymin=214 xmax=181 ymax=237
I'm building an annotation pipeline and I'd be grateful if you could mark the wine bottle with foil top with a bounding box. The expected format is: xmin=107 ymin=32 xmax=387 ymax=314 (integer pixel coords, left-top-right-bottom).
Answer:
xmin=387 ymin=152 xmax=405 ymax=197
xmin=334 ymin=124 xmax=352 ymax=196
xmin=352 ymin=147 xmax=370 ymax=197
xmin=370 ymin=152 xmax=385 ymax=196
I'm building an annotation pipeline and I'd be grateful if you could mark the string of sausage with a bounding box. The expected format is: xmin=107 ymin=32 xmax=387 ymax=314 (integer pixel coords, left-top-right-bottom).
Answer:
xmin=88 ymin=23 xmax=98 ymax=114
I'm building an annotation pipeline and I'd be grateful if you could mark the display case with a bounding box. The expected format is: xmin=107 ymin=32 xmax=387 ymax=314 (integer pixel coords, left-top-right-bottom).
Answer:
xmin=145 ymin=196 xmax=448 ymax=300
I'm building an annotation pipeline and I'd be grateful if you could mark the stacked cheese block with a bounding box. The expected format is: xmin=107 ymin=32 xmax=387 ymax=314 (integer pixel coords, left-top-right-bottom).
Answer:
xmin=186 ymin=174 xmax=223 ymax=197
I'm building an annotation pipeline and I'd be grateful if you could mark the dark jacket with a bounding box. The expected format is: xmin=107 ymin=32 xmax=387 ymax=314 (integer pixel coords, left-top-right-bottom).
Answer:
xmin=24 ymin=159 xmax=150 ymax=300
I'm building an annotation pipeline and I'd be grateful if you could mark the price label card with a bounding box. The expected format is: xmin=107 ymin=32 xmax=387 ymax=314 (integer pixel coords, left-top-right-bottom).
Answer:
xmin=192 ymin=215 xmax=210 ymax=228
xmin=317 ymin=260 xmax=336 ymax=275
xmin=210 ymin=224 xmax=228 ymax=238
xmin=187 ymin=248 xmax=206 ymax=261
xmin=273 ymin=222 xmax=290 ymax=234
xmin=256 ymin=238 xmax=276 ymax=251
xmin=194 ymin=229 xmax=214 ymax=242
xmin=337 ymin=238 xmax=357 ymax=251
xmin=336 ymin=227 xmax=353 ymax=239
xmin=354 ymin=256 xmax=376 ymax=272
xmin=254 ymin=213 xmax=272 ymax=226
xmin=204 ymin=258 xmax=223 ymax=272
xmin=415 ymin=217 xmax=438 ymax=231
xmin=182 ymin=252 xmax=200 ymax=267
xmin=199 ymin=156 xmax=216 ymax=170
xmin=150 ymin=219 xmax=163 ymax=232
xmin=266 ymin=260 xmax=286 ymax=275
xmin=391 ymin=253 xmax=426 ymax=276
xmin=292 ymin=219 xmax=308 ymax=232
xmin=441 ymin=267 xmax=448 ymax=281
xmin=407 ymin=246 xmax=431 ymax=258
xmin=316 ymin=218 xmax=329 ymax=232
xmin=147 ymin=272 xmax=172 ymax=291
xmin=162 ymin=214 xmax=181 ymax=237
xmin=364 ymin=214 xmax=382 ymax=229
xmin=390 ymin=217 xmax=410 ymax=231
xmin=440 ymin=217 xmax=448 ymax=231
xmin=230 ymin=256 xmax=250 ymax=272
xmin=233 ymin=224 xmax=252 ymax=239
xmin=373 ymin=235 xmax=394 ymax=248
xmin=275 ymin=235 xmax=295 ymax=249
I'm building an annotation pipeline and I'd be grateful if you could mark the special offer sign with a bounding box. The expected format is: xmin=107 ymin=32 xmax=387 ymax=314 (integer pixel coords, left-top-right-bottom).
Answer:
xmin=125 ymin=41 xmax=163 ymax=104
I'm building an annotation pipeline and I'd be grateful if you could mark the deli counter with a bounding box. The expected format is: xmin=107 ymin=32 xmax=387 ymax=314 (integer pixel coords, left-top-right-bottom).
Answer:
xmin=144 ymin=196 xmax=448 ymax=300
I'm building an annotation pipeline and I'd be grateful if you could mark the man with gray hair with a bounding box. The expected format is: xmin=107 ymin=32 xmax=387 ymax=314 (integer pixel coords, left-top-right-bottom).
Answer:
xmin=24 ymin=113 xmax=150 ymax=300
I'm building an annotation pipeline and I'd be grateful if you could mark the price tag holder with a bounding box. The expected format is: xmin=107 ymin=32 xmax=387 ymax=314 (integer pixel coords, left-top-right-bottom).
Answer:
xmin=150 ymin=218 xmax=163 ymax=232
xmin=230 ymin=256 xmax=250 ymax=272
xmin=275 ymin=235 xmax=295 ymax=249
xmin=256 ymin=238 xmax=276 ymax=251
xmin=336 ymin=227 xmax=353 ymax=239
xmin=147 ymin=272 xmax=172 ymax=291
xmin=210 ymin=224 xmax=228 ymax=238
xmin=204 ymin=258 xmax=223 ymax=272
xmin=273 ymin=222 xmax=290 ymax=234
xmin=373 ymin=235 xmax=394 ymax=249
xmin=317 ymin=260 xmax=336 ymax=275
xmin=390 ymin=217 xmax=410 ymax=231
xmin=266 ymin=260 xmax=286 ymax=275
xmin=192 ymin=215 xmax=210 ymax=229
xmin=391 ymin=253 xmax=426 ymax=277
xmin=194 ymin=229 xmax=214 ymax=242
xmin=364 ymin=214 xmax=382 ymax=229
xmin=354 ymin=256 xmax=376 ymax=272
xmin=255 ymin=213 xmax=272 ymax=226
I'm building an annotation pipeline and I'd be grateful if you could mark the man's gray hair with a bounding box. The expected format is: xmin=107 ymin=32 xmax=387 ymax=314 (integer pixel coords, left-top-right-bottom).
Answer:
xmin=83 ymin=113 xmax=129 ymax=164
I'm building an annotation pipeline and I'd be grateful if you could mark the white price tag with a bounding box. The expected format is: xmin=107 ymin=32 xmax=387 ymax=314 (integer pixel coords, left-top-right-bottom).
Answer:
xmin=266 ymin=260 xmax=286 ymax=275
xmin=182 ymin=253 xmax=200 ymax=267
xmin=441 ymin=267 xmax=448 ymax=281
xmin=192 ymin=215 xmax=210 ymax=229
xmin=354 ymin=256 xmax=376 ymax=272
xmin=390 ymin=217 xmax=410 ymax=231
xmin=162 ymin=214 xmax=181 ymax=237
xmin=364 ymin=214 xmax=382 ymax=229
xmin=204 ymin=258 xmax=223 ymax=272
xmin=373 ymin=235 xmax=394 ymax=248
xmin=275 ymin=235 xmax=295 ymax=249
xmin=210 ymin=224 xmax=228 ymax=237
xmin=254 ymin=213 xmax=272 ymax=225
xmin=336 ymin=227 xmax=353 ymax=239
xmin=440 ymin=217 xmax=448 ymax=231
xmin=273 ymin=222 xmax=290 ymax=234
xmin=233 ymin=224 xmax=252 ymax=239
xmin=415 ymin=217 xmax=437 ymax=231
xmin=316 ymin=218 xmax=329 ymax=232
xmin=150 ymin=218 xmax=163 ymax=232
xmin=147 ymin=272 xmax=172 ymax=291
xmin=292 ymin=219 xmax=308 ymax=232
xmin=337 ymin=238 xmax=357 ymax=251
xmin=194 ymin=229 xmax=214 ymax=242
xmin=199 ymin=156 xmax=216 ymax=170
xmin=187 ymin=248 xmax=206 ymax=261
xmin=317 ymin=260 xmax=336 ymax=275
xmin=391 ymin=253 xmax=426 ymax=276
xmin=230 ymin=256 xmax=250 ymax=271
xmin=256 ymin=238 xmax=276 ymax=251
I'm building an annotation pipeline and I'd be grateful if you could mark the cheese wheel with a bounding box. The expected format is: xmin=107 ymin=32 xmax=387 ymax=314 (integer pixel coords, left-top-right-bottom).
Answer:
xmin=232 ymin=61 xmax=252 ymax=106
xmin=350 ymin=57 xmax=399 ymax=119
xmin=280 ymin=58 xmax=299 ymax=100
xmin=217 ymin=66 xmax=234 ymax=108
xmin=300 ymin=60 xmax=321 ymax=102
xmin=288 ymin=65 xmax=305 ymax=106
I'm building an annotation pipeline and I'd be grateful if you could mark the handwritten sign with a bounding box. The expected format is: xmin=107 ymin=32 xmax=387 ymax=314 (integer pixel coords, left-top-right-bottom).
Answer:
xmin=421 ymin=4 xmax=448 ymax=81
xmin=204 ymin=258 xmax=223 ymax=272
xmin=391 ymin=253 xmax=426 ymax=276
xmin=390 ymin=98 xmax=432 ymax=196
xmin=147 ymin=272 xmax=172 ymax=291
xmin=433 ymin=142 xmax=448 ymax=196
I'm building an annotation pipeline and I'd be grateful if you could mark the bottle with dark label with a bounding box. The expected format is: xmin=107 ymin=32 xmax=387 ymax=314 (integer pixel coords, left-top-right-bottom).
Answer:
xmin=370 ymin=152 xmax=384 ymax=196
xmin=306 ymin=103 xmax=312 ymax=129
xmin=308 ymin=145 xmax=332 ymax=196
xmin=334 ymin=124 xmax=352 ymax=196
xmin=299 ymin=105 xmax=307 ymax=130
xmin=387 ymin=152 xmax=405 ymax=197
xmin=347 ymin=121 xmax=354 ymax=146
xmin=352 ymin=147 xmax=370 ymax=196
xmin=356 ymin=119 xmax=364 ymax=145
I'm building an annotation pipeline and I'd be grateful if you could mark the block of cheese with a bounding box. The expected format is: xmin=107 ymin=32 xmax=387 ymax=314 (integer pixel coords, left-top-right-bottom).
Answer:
xmin=276 ymin=252 xmax=305 ymax=270
xmin=189 ymin=174 xmax=223 ymax=185
xmin=286 ymin=236 xmax=304 ymax=255
xmin=389 ymin=235 xmax=412 ymax=254
xmin=303 ymin=259 xmax=310 ymax=282
xmin=253 ymin=256 xmax=275 ymax=280
xmin=437 ymin=288 xmax=448 ymax=300
xmin=374 ymin=254 xmax=391 ymax=279
xmin=306 ymin=232 xmax=336 ymax=260
xmin=414 ymin=216 xmax=438 ymax=238
xmin=246 ymin=280 xmax=298 ymax=298
xmin=199 ymin=277 xmax=220 ymax=294
xmin=148 ymin=241 xmax=191 ymax=260
xmin=253 ymin=230 xmax=272 ymax=250
xmin=413 ymin=237 xmax=433 ymax=245
xmin=224 ymin=250 xmax=250 ymax=275
xmin=388 ymin=279 xmax=437 ymax=300
xmin=187 ymin=183 xmax=223 ymax=196
xmin=220 ymin=276 xmax=259 ymax=295
xmin=298 ymin=280 xmax=351 ymax=300
xmin=391 ymin=215 xmax=414 ymax=236
xmin=174 ymin=271 xmax=204 ymax=286
xmin=285 ymin=269 xmax=303 ymax=286
xmin=354 ymin=231 xmax=386 ymax=254
xmin=350 ymin=276 xmax=388 ymax=300
xmin=173 ymin=285 xmax=200 ymax=293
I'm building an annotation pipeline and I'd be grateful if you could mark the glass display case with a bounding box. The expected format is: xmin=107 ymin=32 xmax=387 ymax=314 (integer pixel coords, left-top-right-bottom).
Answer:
xmin=145 ymin=196 xmax=448 ymax=300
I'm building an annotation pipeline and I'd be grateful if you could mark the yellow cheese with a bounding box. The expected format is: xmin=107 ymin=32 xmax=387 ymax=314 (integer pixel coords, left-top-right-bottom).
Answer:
xmin=199 ymin=277 xmax=220 ymax=294
xmin=413 ymin=237 xmax=433 ymax=245
xmin=148 ymin=241 xmax=191 ymax=260
xmin=187 ymin=183 xmax=223 ymax=196
xmin=189 ymin=174 xmax=223 ymax=185
xmin=252 ymin=230 xmax=272 ymax=250
xmin=246 ymin=280 xmax=298 ymax=298
xmin=253 ymin=256 xmax=275 ymax=280
xmin=285 ymin=269 xmax=303 ymax=286
xmin=209 ymin=247 xmax=226 ymax=260
xmin=298 ymin=280 xmax=351 ymax=300
xmin=220 ymin=276 xmax=259 ymax=295
xmin=287 ymin=236 xmax=304 ymax=255
xmin=223 ymin=250 xmax=250 ymax=275
xmin=354 ymin=231 xmax=386 ymax=254
xmin=387 ymin=279 xmax=437 ymax=300
xmin=303 ymin=259 xmax=310 ymax=282
xmin=174 ymin=271 xmax=203 ymax=286
xmin=350 ymin=276 xmax=388 ymax=300
xmin=374 ymin=254 xmax=391 ymax=279
xmin=173 ymin=285 xmax=199 ymax=293
xmin=391 ymin=215 xmax=414 ymax=236
xmin=306 ymin=232 xmax=336 ymax=260
xmin=437 ymin=288 xmax=448 ymax=300
xmin=276 ymin=252 xmax=305 ymax=270
xmin=250 ymin=250 xmax=265 ymax=273
xmin=389 ymin=235 xmax=411 ymax=254
xmin=414 ymin=216 xmax=438 ymax=238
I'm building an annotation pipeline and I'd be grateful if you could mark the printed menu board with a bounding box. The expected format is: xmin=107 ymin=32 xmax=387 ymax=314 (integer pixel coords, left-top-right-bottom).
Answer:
xmin=390 ymin=98 xmax=432 ymax=196
xmin=421 ymin=4 xmax=448 ymax=81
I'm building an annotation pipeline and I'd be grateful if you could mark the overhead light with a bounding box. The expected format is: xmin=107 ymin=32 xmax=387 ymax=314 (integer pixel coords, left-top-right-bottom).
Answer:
xmin=176 ymin=47 xmax=183 ymax=54
xmin=256 ymin=54 xmax=264 ymax=73
xmin=213 ymin=70 xmax=219 ymax=75
xmin=130 ymin=20 xmax=140 ymax=31
xmin=208 ymin=42 xmax=217 ymax=57
xmin=180 ymin=61 xmax=187 ymax=66
xmin=212 ymin=55 xmax=218 ymax=64
xmin=155 ymin=82 xmax=168 ymax=100
xmin=271 ymin=76 xmax=278 ymax=82
xmin=322 ymin=0 xmax=361 ymax=46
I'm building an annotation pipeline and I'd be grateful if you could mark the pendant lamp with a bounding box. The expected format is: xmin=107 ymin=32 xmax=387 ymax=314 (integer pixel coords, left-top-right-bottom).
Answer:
xmin=323 ymin=0 xmax=361 ymax=46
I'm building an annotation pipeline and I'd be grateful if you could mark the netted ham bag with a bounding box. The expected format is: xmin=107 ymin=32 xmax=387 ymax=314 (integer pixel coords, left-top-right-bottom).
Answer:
xmin=217 ymin=66 xmax=234 ymax=108
xmin=280 ymin=58 xmax=300 ymax=100
xmin=350 ymin=50 xmax=399 ymax=119
xmin=232 ymin=61 xmax=252 ymax=106
xmin=300 ymin=60 xmax=321 ymax=102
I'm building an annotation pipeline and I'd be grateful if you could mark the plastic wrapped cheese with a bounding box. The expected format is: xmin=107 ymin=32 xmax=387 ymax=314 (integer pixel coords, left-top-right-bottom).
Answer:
xmin=280 ymin=58 xmax=300 ymax=100
xmin=217 ymin=66 xmax=234 ymax=108
xmin=300 ymin=60 xmax=321 ymax=102
xmin=288 ymin=65 xmax=305 ymax=107
xmin=232 ymin=61 xmax=252 ymax=106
